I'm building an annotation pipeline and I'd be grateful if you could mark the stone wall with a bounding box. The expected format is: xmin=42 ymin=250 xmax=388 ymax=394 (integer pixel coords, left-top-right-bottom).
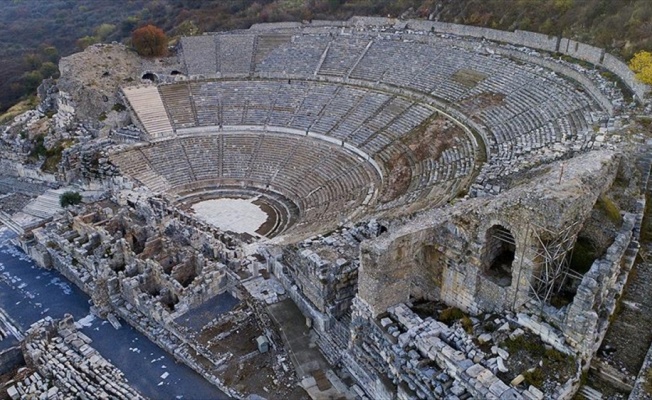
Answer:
xmin=563 ymin=213 xmax=637 ymax=359
xmin=0 ymin=346 xmax=24 ymax=376
xmin=602 ymin=53 xmax=650 ymax=103
xmin=358 ymin=151 xmax=620 ymax=318
xmin=558 ymin=39 xmax=605 ymax=65
xmin=27 ymin=197 xmax=236 ymax=321
xmin=0 ymin=156 xmax=57 ymax=183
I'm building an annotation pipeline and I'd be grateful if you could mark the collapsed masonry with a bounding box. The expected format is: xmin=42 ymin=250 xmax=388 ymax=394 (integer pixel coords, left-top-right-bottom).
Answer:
xmin=264 ymin=149 xmax=646 ymax=399
xmin=6 ymin=315 xmax=143 ymax=400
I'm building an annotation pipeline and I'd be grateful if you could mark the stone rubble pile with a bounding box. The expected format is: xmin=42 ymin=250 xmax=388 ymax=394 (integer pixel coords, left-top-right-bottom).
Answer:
xmin=7 ymin=315 xmax=143 ymax=400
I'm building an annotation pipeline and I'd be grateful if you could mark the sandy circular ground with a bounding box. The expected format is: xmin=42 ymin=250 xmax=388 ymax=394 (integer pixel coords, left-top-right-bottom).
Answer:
xmin=191 ymin=198 xmax=268 ymax=235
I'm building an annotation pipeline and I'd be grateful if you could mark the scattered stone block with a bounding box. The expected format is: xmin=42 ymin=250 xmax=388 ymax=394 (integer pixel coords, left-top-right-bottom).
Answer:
xmin=478 ymin=333 xmax=492 ymax=344
xmin=526 ymin=386 xmax=544 ymax=400
xmin=7 ymin=386 xmax=19 ymax=400
xmin=510 ymin=374 xmax=525 ymax=386
xmin=497 ymin=357 xmax=508 ymax=373
xmin=496 ymin=347 xmax=509 ymax=359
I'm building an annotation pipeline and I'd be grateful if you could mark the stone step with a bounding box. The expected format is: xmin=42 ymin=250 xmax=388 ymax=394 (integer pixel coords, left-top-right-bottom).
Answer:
xmin=0 ymin=211 xmax=25 ymax=235
xmin=122 ymin=86 xmax=174 ymax=138
xmin=579 ymin=385 xmax=603 ymax=400
xmin=22 ymin=188 xmax=74 ymax=220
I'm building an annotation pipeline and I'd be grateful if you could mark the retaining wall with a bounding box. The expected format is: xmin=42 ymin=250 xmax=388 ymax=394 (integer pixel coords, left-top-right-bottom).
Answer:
xmin=0 ymin=346 xmax=25 ymax=376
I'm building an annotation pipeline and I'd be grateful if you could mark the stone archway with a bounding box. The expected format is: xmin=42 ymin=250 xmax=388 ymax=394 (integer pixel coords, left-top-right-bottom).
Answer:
xmin=142 ymin=72 xmax=158 ymax=82
xmin=482 ymin=225 xmax=515 ymax=287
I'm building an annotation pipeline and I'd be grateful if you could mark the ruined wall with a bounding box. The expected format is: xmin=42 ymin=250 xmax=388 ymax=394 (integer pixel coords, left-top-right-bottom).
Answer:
xmin=277 ymin=222 xmax=382 ymax=328
xmin=15 ymin=316 xmax=144 ymax=400
xmin=0 ymin=347 xmax=24 ymax=376
xmin=347 ymin=300 xmax=555 ymax=400
xmin=358 ymin=151 xmax=621 ymax=318
xmin=27 ymin=198 xmax=236 ymax=325
xmin=563 ymin=213 xmax=637 ymax=358
xmin=559 ymin=39 xmax=605 ymax=65
xmin=359 ymin=213 xmax=532 ymax=316
xmin=601 ymin=53 xmax=650 ymax=102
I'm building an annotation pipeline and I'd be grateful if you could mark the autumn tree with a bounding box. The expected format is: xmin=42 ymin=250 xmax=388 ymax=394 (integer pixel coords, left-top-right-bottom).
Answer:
xmin=629 ymin=51 xmax=652 ymax=85
xmin=132 ymin=24 xmax=168 ymax=57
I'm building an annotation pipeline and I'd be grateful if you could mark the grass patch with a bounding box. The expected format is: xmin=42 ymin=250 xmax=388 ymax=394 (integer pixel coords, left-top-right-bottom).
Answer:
xmin=638 ymin=117 xmax=652 ymax=129
xmin=503 ymin=334 xmax=574 ymax=389
xmin=439 ymin=307 xmax=466 ymax=324
xmin=0 ymin=96 xmax=38 ymax=125
xmin=645 ymin=368 xmax=652 ymax=394
xmin=461 ymin=316 xmax=474 ymax=333
xmin=503 ymin=335 xmax=546 ymax=357
xmin=595 ymin=195 xmax=622 ymax=225
xmin=39 ymin=139 xmax=74 ymax=173
xmin=452 ymin=69 xmax=487 ymax=88
xmin=523 ymin=368 xmax=545 ymax=388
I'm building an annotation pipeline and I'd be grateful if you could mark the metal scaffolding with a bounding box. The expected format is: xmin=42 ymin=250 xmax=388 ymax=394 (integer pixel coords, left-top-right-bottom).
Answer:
xmin=489 ymin=225 xmax=517 ymax=247
xmin=528 ymin=220 xmax=583 ymax=304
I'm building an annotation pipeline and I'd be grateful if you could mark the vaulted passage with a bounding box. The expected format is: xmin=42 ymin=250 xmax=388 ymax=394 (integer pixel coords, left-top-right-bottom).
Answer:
xmin=483 ymin=225 xmax=515 ymax=287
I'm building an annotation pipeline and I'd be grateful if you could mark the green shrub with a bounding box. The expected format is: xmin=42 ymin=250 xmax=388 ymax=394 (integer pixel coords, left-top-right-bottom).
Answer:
xmin=595 ymin=195 xmax=622 ymax=225
xmin=461 ymin=316 xmax=474 ymax=333
xmin=439 ymin=307 xmax=465 ymax=323
xmin=60 ymin=191 xmax=82 ymax=207
xmin=523 ymin=368 xmax=544 ymax=388
xmin=29 ymin=135 xmax=47 ymax=159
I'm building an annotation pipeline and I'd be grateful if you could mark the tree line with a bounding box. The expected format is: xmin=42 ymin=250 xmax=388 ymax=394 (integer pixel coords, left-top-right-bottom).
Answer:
xmin=1 ymin=0 xmax=650 ymax=115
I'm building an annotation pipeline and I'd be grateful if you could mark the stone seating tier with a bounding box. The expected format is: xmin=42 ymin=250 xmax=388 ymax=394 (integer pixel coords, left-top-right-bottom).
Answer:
xmin=118 ymin=27 xmax=612 ymax=236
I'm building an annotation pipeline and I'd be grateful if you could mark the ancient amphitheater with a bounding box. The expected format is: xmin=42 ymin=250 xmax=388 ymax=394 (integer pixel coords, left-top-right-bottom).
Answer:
xmin=3 ymin=16 xmax=652 ymax=400
xmin=113 ymin=20 xmax=617 ymax=241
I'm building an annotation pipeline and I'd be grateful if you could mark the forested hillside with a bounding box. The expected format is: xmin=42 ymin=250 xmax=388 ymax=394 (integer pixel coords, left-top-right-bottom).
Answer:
xmin=1 ymin=0 xmax=650 ymax=113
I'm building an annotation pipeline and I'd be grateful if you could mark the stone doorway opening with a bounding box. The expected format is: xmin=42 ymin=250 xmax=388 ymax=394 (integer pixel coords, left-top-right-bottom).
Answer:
xmin=483 ymin=225 xmax=515 ymax=287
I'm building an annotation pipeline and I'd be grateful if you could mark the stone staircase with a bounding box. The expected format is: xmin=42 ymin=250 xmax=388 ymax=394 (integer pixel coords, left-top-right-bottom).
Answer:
xmin=579 ymin=385 xmax=603 ymax=400
xmin=22 ymin=188 xmax=70 ymax=220
xmin=0 ymin=210 xmax=25 ymax=235
xmin=122 ymin=86 xmax=174 ymax=139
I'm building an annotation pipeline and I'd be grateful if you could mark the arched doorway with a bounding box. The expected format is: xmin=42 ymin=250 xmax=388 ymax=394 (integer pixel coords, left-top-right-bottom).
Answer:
xmin=482 ymin=225 xmax=515 ymax=287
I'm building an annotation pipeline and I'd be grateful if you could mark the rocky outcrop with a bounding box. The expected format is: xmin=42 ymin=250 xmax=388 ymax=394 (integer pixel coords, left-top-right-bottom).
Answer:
xmin=56 ymin=44 xmax=141 ymax=130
